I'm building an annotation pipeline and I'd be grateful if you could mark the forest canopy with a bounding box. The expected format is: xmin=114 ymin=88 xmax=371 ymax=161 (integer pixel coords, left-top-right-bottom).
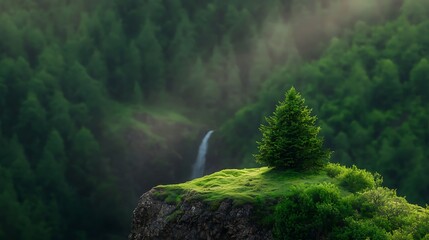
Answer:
xmin=0 ymin=0 xmax=427 ymax=239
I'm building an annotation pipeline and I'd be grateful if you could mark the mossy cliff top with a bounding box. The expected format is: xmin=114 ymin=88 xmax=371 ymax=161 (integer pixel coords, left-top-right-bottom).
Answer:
xmin=149 ymin=163 xmax=429 ymax=239
xmin=154 ymin=163 xmax=378 ymax=205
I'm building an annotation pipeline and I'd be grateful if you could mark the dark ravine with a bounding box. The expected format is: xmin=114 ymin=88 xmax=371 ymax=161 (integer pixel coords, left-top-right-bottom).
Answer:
xmin=129 ymin=189 xmax=273 ymax=240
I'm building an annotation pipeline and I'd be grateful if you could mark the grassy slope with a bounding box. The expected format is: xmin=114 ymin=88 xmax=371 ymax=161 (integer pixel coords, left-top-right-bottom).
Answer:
xmin=155 ymin=163 xmax=373 ymax=205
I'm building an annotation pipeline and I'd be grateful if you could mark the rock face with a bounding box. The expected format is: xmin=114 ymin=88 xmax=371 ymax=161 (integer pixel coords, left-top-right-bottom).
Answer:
xmin=129 ymin=189 xmax=273 ymax=240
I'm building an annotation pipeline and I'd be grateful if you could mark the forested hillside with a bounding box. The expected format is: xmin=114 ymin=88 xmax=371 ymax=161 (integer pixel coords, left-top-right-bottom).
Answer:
xmin=214 ymin=0 xmax=429 ymax=206
xmin=0 ymin=0 xmax=422 ymax=239
xmin=0 ymin=1 xmax=262 ymax=238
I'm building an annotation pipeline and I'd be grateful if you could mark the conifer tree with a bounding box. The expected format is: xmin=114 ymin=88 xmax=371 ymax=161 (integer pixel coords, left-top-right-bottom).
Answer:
xmin=9 ymin=136 xmax=35 ymax=197
xmin=137 ymin=19 xmax=165 ymax=96
xmin=220 ymin=36 xmax=242 ymax=110
xmin=248 ymin=39 xmax=271 ymax=95
xmin=410 ymin=58 xmax=429 ymax=101
xmin=0 ymin=77 xmax=6 ymax=111
xmin=87 ymin=50 xmax=108 ymax=83
xmin=123 ymin=41 xmax=142 ymax=100
xmin=37 ymin=45 xmax=65 ymax=76
xmin=372 ymin=59 xmax=402 ymax=109
xmin=17 ymin=92 xmax=47 ymax=148
xmin=49 ymin=91 xmax=74 ymax=137
xmin=168 ymin=11 xmax=195 ymax=91
xmin=133 ymin=81 xmax=144 ymax=104
xmin=255 ymin=87 xmax=331 ymax=170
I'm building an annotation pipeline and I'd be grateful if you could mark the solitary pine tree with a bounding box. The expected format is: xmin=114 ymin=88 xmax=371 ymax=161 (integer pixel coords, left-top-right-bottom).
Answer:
xmin=255 ymin=87 xmax=331 ymax=170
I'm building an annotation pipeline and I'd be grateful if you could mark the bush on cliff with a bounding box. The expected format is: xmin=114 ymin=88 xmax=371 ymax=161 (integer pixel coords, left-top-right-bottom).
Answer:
xmin=274 ymin=184 xmax=429 ymax=239
xmin=274 ymin=183 xmax=351 ymax=239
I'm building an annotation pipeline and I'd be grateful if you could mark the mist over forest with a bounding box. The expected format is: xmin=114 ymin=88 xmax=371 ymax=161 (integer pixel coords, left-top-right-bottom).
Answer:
xmin=1 ymin=0 xmax=429 ymax=239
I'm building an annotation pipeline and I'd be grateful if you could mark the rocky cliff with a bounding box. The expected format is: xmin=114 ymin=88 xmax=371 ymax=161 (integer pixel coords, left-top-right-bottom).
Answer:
xmin=129 ymin=166 xmax=429 ymax=240
xmin=129 ymin=188 xmax=273 ymax=240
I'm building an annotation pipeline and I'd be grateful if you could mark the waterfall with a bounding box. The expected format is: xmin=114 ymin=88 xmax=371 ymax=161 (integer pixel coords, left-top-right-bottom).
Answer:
xmin=190 ymin=130 xmax=214 ymax=179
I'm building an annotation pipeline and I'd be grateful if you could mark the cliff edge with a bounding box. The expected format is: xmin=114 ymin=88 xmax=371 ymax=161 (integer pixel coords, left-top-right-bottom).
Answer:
xmin=129 ymin=165 xmax=429 ymax=240
xmin=129 ymin=188 xmax=272 ymax=240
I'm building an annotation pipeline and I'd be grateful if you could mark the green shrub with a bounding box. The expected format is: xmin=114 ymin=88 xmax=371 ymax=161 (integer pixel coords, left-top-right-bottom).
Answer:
xmin=412 ymin=213 xmax=429 ymax=239
xmin=331 ymin=219 xmax=388 ymax=240
xmin=353 ymin=188 xmax=410 ymax=228
xmin=339 ymin=165 xmax=376 ymax=193
xmin=274 ymin=183 xmax=350 ymax=239
xmin=389 ymin=230 xmax=414 ymax=240
xmin=325 ymin=163 xmax=347 ymax=178
xmin=273 ymin=170 xmax=429 ymax=239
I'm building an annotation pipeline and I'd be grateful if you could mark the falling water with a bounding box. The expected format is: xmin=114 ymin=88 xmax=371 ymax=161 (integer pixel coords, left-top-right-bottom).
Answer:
xmin=190 ymin=130 xmax=214 ymax=179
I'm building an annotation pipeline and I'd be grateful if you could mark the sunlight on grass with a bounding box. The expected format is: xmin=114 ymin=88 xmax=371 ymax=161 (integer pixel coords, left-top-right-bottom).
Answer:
xmin=155 ymin=164 xmax=357 ymax=205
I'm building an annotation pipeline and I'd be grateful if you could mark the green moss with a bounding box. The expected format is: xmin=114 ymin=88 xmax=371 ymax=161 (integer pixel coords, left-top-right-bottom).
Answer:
xmin=166 ymin=209 xmax=184 ymax=222
xmin=155 ymin=163 xmax=370 ymax=205
xmin=154 ymin=188 xmax=185 ymax=205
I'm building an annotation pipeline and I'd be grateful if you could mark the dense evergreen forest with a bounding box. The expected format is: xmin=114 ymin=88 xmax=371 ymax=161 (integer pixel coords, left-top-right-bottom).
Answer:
xmin=0 ymin=0 xmax=427 ymax=239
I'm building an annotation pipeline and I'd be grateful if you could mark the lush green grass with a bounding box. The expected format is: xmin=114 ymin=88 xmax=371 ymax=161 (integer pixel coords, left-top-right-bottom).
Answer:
xmin=154 ymin=163 xmax=375 ymax=205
